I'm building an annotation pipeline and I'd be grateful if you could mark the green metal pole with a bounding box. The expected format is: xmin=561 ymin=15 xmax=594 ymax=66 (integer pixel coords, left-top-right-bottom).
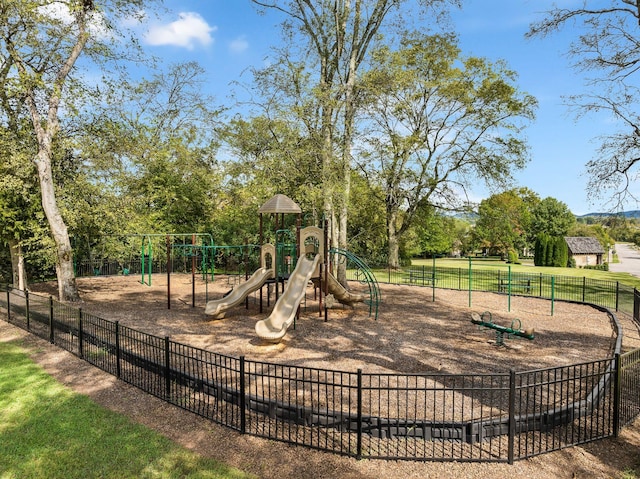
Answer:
xmin=468 ymin=256 xmax=472 ymax=307
xmin=508 ymin=265 xmax=512 ymax=312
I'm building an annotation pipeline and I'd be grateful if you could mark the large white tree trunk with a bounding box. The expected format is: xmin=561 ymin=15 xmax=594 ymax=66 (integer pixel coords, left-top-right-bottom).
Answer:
xmin=35 ymin=148 xmax=80 ymax=301
xmin=387 ymin=207 xmax=400 ymax=269
xmin=14 ymin=3 xmax=91 ymax=302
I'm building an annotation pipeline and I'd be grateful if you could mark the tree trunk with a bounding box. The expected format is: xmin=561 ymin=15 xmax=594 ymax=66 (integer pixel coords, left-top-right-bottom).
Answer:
xmin=8 ymin=238 xmax=27 ymax=290
xmin=387 ymin=206 xmax=400 ymax=269
xmin=13 ymin=5 xmax=91 ymax=303
xmin=35 ymin=148 xmax=80 ymax=302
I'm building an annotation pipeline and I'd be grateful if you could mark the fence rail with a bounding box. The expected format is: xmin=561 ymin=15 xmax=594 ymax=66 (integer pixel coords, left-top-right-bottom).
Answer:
xmin=356 ymin=265 xmax=633 ymax=315
xmin=1 ymin=279 xmax=640 ymax=464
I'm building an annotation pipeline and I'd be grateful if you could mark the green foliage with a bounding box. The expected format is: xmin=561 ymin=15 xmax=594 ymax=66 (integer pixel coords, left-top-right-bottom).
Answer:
xmin=406 ymin=209 xmax=467 ymax=258
xmin=347 ymin=175 xmax=387 ymax=265
xmin=584 ymin=263 xmax=609 ymax=271
xmin=474 ymin=189 xmax=536 ymax=256
xmin=535 ymin=234 xmax=568 ymax=267
xmin=357 ymin=31 xmax=536 ymax=268
xmin=0 ymin=341 xmax=252 ymax=479
xmin=534 ymin=233 xmax=545 ymax=266
xmin=530 ymin=197 xmax=575 ymax=240
xmin=507 ymin=249 xmax=520 ymax=264
xmin=568 ymin=222 xmax=614 ymax=251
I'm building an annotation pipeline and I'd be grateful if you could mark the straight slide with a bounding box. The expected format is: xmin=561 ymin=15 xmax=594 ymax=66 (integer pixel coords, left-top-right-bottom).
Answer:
xmin=255 ymin=254 xmax=320 ymax=343
xmin=204 ymin=268 xmax=273 ymax=319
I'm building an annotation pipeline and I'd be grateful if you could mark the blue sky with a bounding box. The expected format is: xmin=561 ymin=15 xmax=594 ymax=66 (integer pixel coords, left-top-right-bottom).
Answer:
xmin=133 ymin=0 xmax=623 ymax=216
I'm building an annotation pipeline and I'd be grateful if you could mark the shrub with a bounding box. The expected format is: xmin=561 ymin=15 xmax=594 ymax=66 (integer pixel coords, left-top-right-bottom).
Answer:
xmin=507 ymin=249 xmax=520 ymax=264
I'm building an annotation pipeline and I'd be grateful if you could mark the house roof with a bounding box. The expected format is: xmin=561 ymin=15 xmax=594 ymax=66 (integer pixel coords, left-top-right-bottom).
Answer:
xmin=564 ymin=236 xmax=605 ymax=255
xmin=258 ymin=194 xmax=302 ymax=214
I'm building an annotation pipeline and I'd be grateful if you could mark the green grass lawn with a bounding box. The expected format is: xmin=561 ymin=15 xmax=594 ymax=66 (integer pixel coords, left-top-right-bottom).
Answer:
xmin=410 ymin=257 xmax=640 ymax=289
xmin=0 ymin=341 xmax=254 ymax=479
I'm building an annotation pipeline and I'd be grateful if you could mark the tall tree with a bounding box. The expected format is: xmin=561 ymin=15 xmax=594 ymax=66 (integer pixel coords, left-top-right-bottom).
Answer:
xmin=474 ymin=189 xmax=538 ymax=257
xmin=358 ymin=32 xmax=536 ymax=267
xmin=251 ymin=0 xmax=457 ymax=281
xmin=529 ymin=197 xmax=575 ymax=240
xmin=0 ymin=0 xmax=157 ymax=301
xmin=527 ymin=2 xmax=640 ymax=209
xmin=0 ymin=124 xmax=43 ymax=289
xmin=80 ymin=62 xmax=223 ymax=235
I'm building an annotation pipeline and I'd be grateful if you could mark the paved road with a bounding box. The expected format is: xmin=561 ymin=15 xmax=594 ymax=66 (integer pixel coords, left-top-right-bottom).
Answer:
xmin=609 ymin=243 xmax=640 ymax=278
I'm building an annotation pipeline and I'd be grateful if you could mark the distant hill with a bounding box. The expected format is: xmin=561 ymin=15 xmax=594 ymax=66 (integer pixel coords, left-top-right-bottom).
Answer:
xmin=578 ymin=211 xmax=640 ymax=219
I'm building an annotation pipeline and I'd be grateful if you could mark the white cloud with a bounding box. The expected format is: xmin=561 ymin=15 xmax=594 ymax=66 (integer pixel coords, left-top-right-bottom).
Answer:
xmin=229 ymin=35 xmax=249 ymax=54
xmin=38 ymin=2 xmax=111 ymax=40
xmin=145 ymin=12 xmax=216 ymax=50
xmin=39 ymin=2 xmax=74 ymax=24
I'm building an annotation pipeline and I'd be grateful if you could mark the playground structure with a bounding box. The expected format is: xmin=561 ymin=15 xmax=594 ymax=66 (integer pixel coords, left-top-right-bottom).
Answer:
xmin=204 ymin=244 xmax=275 ymax=319
xmin=471 ymin=311 xmax=535 ymax=346
xmin=202 ymin=194 xmax=380 ymax=342
xmin=74 ymin=233 xmax=266 ymax=310
xmin=73 ymin=194 xmax=379 ymax=342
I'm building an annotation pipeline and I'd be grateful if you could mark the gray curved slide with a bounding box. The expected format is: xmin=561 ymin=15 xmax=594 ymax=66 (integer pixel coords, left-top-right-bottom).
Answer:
xmin=325 ymin=271 xmax=366 ymax=305
xmin=255 ymin=254 xmax=320 ymax=342
xmin=204 ymin=268 xmax=274 ymax=319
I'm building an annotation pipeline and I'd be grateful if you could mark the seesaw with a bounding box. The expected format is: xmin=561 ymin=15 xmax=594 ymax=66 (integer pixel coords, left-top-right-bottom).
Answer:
xmin=470 ymin=311 xmax=535 ymax=346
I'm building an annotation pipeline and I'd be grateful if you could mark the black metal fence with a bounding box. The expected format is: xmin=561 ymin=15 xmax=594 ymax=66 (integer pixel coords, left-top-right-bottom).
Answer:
xmin=361 ymin=265 xmax=635 ymax=315
xmin=2 ymin=284 xmax=640 ymax=464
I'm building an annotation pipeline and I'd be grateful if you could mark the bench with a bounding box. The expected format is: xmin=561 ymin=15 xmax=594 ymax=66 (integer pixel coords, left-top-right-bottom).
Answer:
xmin=498 ymin=279 xmax=531 ymax=294
xmin=409 ymin=270 xmax=437 ymax=285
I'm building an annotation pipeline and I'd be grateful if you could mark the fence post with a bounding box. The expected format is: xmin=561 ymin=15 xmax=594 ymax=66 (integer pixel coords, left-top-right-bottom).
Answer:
xmin=468 ymin=257 xmax=472 ymax=307
xmin=78 ymin=309 xmax=83 ymax=359
xmin=539 ymin=272 xmax=543 ymax=297
xmin=6 ymin=288 xmax=10 ymax=322
xmin=551 ymin=277 xmax=555 ymax=316
xmin=240 ymin=356 xmax=246 ymax=434
xmin=431 ymin=256 xmax=436 ymax=302
xmin=164 ymin=336 xmax=171 ymax=400
xmin=508 ymin=265 xmax=512 ymax=313
xmin=508 ymin=370 xmax=516 ymax=464
xmin=356 ymin=369 xmax=363 ymax=460
xmin=25 ymin=290 xmax=30 ymax=331
xmin=615 ymin=282 xmax=620 ymax=312
xmin=582 ymin=276 xmax=586 ymax=303
xmin=613 ymin=354 xmax=621 ymax=437
xmin=49 ymin=296 xmax=54 ymax=344
xmin=115 ymin=321 xmax=121 ymax=379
